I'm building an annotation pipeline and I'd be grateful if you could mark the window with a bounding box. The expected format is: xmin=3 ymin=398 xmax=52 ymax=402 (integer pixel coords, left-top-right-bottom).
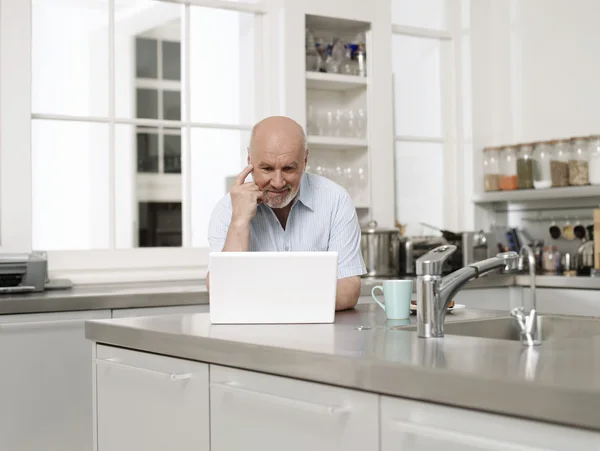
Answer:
xmin=391 ymin=0 xmax=461 ymax=236
xmin=0 ymin=0 xmax=268 ymax=281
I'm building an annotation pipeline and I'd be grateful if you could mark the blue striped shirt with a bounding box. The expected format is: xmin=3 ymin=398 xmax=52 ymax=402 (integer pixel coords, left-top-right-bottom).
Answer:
xmin=207 ymin=172 xmax=366 ymax=279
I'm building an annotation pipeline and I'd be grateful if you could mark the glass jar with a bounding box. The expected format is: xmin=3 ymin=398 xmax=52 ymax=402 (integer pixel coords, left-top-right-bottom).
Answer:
xmin=588 ymin=135 xmax=600 ymax=185
xmin=569 ymin=137 xmax=590 ymax=185
xmin=483 ymin=147 xmax=501 ymax=191
xmin=500 ymin=146 xmax=518 ymax=190
xmin=550 ymin=139 xmax=570 ymax=187
xmin=532 ymin=141 xmax=552 ymax=189
xmin=516 ymin=143 xmax=534 ymax=189
xmin=542 ymin=246 xmax=560 ymax=274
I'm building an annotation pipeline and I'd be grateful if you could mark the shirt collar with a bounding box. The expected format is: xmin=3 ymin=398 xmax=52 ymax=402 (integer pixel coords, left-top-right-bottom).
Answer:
xmin=295 ymin=172 xmax=314 ymax=211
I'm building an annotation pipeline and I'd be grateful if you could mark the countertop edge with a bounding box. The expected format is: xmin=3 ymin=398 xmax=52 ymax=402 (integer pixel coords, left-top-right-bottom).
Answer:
xmin=84 ymin=319 xmax=600 ymax=432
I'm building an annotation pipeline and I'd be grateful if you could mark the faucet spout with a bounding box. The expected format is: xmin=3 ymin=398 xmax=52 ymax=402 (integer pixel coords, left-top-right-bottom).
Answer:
xmin=416 ymin=245 xmax=519 ymax=338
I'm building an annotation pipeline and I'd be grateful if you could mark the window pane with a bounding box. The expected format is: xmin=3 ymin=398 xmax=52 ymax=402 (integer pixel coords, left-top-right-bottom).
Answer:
xmin=392 ymin=0 xmax=449 ymax=30
xmin=32 ymin=0 xmax=108 ymax=116
xmin=189 ymin=7 xmax=256 ymax=125
xmin=395 ymin=141 xmax=444 ymax=236
xmin=115 ymin=124 xmax=183 ymax=248
xmin=163 ymin=90 xmax=181 ymax=121
xmin=136 ymin=38 xmax=158 ymax=78
xmin=392 ymin=35 xmax=443 ymax=138
xmin=32 ymin=120 xmax=109 ymax=250
xmin=164 ymin=134 xmax=182 ymax=173
xmin=137 ymin=131 xmax=159 ymax=172
xmin=137 ymin=89 xmax=159 ymax=119
xmin=162 ymin=41 xmax=181 ymax=81
xmin=115 ymin=1 xmax=183 ymax=118
xmin=190 ymin=129 xmax=249 ymax=247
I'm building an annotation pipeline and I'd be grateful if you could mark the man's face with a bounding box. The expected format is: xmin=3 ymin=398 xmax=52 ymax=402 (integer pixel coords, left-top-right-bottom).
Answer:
xmin=248 ymin=143 xmax=307 ymax=209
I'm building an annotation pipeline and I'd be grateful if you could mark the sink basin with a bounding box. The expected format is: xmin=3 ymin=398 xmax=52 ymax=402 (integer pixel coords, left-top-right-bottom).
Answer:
xmin=393 ymin=314 xmax=600 ymax=342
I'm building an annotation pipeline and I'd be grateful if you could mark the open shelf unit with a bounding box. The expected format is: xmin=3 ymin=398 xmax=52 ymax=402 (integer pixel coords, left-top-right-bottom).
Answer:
xmin=473 ymin=185 xmax=600 ymax=204
xmin=304 ymin=14 xmax=371 ymax=214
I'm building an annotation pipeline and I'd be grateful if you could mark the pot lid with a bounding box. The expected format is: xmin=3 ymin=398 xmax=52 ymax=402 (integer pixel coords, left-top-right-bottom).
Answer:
xmin=361 ymin=220 xmax=400 ymax=234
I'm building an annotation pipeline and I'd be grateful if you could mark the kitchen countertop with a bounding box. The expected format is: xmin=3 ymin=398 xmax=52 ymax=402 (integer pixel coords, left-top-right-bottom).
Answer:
xmin=0 ymin=272 xmax=598 ymax=316
xmin=86 ymin=299 xmax=600 ymax=431
xmin=0 ymin=280 xmax=208 ymax=315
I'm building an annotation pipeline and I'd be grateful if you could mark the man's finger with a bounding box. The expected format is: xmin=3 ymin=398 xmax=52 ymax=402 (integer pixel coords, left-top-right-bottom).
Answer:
xmin=235 ymin=164 xmax=253 ymax=185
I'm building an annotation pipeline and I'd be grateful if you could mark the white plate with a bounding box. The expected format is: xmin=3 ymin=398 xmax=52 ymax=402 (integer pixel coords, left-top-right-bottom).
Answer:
xmin=410 ymin=303 xmax=466 ymax=314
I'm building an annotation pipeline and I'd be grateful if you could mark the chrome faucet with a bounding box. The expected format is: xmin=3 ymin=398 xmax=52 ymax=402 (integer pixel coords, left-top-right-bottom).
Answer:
xmin=510 ymin=245 xmax=541 ymax=346
xmin=416 ymin=245 xmax=519 ymax=338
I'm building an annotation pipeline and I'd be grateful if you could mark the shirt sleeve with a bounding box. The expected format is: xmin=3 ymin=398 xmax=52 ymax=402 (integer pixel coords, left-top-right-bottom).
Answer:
xmin=328 ymin=191 xmax=367 ymax=279
xmin=207 ymin=196 xmax=232 ymax=253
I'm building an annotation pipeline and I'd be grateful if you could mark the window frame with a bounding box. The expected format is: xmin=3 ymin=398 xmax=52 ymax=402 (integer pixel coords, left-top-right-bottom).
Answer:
xmin=391 ymin=1 xmax=464 ymax=232
xmin=0 ymin=0 xmax=272 ymax=284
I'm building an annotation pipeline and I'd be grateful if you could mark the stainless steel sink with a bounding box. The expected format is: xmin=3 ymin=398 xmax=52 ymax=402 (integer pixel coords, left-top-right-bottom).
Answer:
xmin=393 ymin=314 xmax=600 ymax=342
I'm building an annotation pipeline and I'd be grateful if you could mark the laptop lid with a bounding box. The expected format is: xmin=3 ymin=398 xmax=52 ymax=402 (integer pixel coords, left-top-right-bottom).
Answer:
xmin=208 ymin=251 xmax=338 ymax=324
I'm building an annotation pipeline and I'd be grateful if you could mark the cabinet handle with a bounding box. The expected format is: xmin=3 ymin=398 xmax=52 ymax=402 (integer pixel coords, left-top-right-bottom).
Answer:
xmin=212 ymin=381 xmax=350 ymax=416
xmin=391 ymin=418 xmax=547 ymax=451
xmin=95 ymin=358 xmax=193 ymax=381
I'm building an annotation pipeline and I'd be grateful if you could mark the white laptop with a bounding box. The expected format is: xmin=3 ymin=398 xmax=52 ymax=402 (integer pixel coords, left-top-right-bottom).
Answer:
xmin=208 ymin=251 xmax=338 ymax=324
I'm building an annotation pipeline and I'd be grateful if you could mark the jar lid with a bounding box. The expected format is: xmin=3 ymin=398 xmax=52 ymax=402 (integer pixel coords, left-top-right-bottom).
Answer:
xmin=587 ymin=134 xmax=600 ymax=140
xmin=570 ymin=136 xmax=588 ymax=142
xmin=556 ymin=138 xmax=570 ymax=143
xmin=361 ymin=220 xmax=399 ymax=234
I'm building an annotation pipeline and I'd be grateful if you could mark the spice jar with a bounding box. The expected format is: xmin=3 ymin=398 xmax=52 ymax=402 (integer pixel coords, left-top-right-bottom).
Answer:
xmin=550 ymin=139 xmax=570 ymax=187
xmin=483 ymin=146 xmax=501 ymax=191
xmin=532 ymin=141 xmax=552 ymax=189
xmin=588 ymin=135 xmax=600 ymax=185
xmin=542 ymin=246 xmax=560 ymax=274
xmin=569 ymin=137 xmax=590 ymax=186
xmin=517 ymin=143 xmax=534 ymax=189
xmin=500 ymin=146 xmax=518 ymax=190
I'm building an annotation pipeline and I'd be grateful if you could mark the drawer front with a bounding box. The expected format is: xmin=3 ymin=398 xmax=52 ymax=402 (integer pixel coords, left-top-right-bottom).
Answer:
xmin=381 ymin=396 xmax=600 ymax=451
xmin=210 ymin=365 xmax=378 ymax=451
xmin=95 ymin=346 xmax=209 ymax=451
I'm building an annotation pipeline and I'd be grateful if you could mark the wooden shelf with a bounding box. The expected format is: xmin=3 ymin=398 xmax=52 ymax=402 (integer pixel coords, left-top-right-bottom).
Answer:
xmin=307 ymin=135 xmax=368 ymax=150
xmin=473 ymin=185 xmax=600 ymax=204
xmin=306 ymin=71 xmax=367 ymax=91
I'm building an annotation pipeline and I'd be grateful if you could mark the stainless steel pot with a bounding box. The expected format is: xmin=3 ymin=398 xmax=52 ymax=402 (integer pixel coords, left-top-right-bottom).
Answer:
xmin=360 ymin=220 xmax=402 ymax=278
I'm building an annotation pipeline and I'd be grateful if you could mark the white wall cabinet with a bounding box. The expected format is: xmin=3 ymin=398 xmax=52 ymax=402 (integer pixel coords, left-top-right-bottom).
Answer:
xmin=94 ymin=344 xmax=209 ymax=451
xmin=111 ymin=304 xmax=209 ymax=318
xmin=380 ymin=396 xmax=600 ymax=451
xmin=0 ymin=309 xmax=111 ymax=451
xmin=209 ymin=364 xmax=379 ymax=451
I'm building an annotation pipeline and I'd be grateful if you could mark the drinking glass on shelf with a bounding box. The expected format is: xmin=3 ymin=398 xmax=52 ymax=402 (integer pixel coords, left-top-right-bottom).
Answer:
xmin=306 ymin=104 xmax=318 ymax=136
xmin=334 ymin=109 xmax=344 ymax=137
xmin=355 ymin=108 xmax=367 ymax=138
xmin=345 ymin=110 xmax=356 ymax=137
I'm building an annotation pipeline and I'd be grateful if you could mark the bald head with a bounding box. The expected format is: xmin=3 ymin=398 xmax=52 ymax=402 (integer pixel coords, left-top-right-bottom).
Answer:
xmin=248 ymin=116 xmax=307 ymax=158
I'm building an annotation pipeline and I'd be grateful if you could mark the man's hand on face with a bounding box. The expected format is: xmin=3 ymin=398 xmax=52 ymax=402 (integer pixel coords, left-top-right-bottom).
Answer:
xmin=230 ymin=164 xmax=264 ymax=224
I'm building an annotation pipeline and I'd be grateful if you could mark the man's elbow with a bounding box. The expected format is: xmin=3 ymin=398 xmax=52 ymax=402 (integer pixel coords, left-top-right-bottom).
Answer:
xmin=335 ymin=276 xmax=361 ymax=311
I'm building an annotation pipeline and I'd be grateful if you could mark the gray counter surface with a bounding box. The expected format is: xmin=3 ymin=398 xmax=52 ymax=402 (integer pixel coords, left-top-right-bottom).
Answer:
xmin=1 ymin=272 xmax=598 ymax=316
xmin=86 ymin=300 xmax=600 ymax=432
xmin=0 ymin=281 xmax=209 ymax=315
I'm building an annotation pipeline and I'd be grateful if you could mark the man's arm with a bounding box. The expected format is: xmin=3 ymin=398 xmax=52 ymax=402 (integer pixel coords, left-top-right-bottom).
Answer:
xmin=328 ymin=191 xmax=367 ymax=311
xmin=336 ymin=276 xmax=361 ymax=311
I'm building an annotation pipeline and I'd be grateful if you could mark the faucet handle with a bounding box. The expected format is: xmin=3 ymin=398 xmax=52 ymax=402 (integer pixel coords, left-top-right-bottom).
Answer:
xmin=416 ymin=245 xmax=457 ymax=276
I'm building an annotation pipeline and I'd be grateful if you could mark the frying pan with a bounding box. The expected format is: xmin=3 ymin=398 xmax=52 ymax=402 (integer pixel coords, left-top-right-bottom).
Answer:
xmin=420 ymin=222 xmax=462 ymax=242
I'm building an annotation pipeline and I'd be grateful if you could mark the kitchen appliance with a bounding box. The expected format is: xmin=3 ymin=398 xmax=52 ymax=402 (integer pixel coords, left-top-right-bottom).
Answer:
xmin=208 ymin=251 xmax=338 ymax=324
xmin=576 ymin=228 xmax=594 ymax=276
xmin=461 ymin=231 xmax=494 ymax=267
xmin=0 ymin=252 xmax=47 ymax=293
xmin=360 ymin=220 xmax=404 ymax=279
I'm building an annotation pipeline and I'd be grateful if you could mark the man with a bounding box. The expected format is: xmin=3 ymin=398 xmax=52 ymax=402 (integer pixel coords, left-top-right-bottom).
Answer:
xmin=207 ymin=116 xmax=366 ymax=310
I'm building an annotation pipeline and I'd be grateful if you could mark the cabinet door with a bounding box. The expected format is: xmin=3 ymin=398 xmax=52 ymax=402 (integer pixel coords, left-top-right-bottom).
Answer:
xmin=210 ymin=365 xmax=378 ymax=451
xmin=0 ymin=309 xmax=111 ymax=451
xmin=381 ymin=396 xmax=600 ymax=451
xmin=111 ymin=304 xmax=209 ymax=318
xmin=95 ymin=345 xmax=209 ymax=451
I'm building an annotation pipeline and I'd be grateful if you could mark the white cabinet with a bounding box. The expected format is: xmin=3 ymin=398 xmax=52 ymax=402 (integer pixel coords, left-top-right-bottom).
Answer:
xmin=0 ymin=309 xmax=111 ymax=451
xmin=94 ymin=345 xmax=209 ymax=451
xmin=111 ymin=304 xmax=209 ymax=318
xmin=380 ymin=396 xmax=600 ymax=451
xmin=210 ymin=365 xmax=378 ymax=451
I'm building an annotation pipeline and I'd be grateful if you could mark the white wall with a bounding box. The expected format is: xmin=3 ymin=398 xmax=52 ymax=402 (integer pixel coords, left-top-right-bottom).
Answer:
xmin=467 ymin=0 xmax=600 ymax=228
